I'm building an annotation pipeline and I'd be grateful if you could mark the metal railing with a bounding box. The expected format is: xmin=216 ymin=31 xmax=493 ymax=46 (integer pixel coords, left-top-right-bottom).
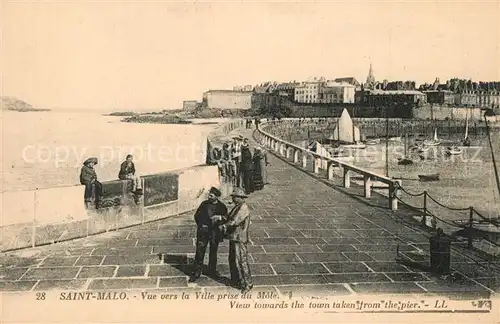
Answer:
xmin=257 ymin=118 xmax=500 ymax=252
xmin=256 ymin=119 xmax=402 ymax=211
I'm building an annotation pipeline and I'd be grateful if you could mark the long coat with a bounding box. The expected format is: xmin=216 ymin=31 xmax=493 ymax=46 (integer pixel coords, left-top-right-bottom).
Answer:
xmin=223 ymin=202 xmax=250 ymax=243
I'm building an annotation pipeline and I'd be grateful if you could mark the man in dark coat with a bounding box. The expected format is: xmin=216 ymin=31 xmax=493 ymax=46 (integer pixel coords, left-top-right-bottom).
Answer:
xmin=240 ymin=138 xmax=253 ymax=194
xmin=79 ymin=157 xmax=103 ymax=209
xmin=118 ymin=154 xmax=142 ymax=193
xmin=189 ymin=187 xmax=228 ymax=282
xmin=220 ymin=187 xmax=253 ymax=293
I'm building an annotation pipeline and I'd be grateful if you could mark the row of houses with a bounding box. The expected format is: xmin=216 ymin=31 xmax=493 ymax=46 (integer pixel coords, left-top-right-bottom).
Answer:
xmin=194 ymin=87 xmax=500 ymax=111
xmin=185 ymin=66 xmax=500 ymax=111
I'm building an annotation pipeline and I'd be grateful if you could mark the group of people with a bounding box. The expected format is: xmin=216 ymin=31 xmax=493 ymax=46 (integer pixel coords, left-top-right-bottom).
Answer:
xmin=190 ymin=186 xmax=253 ymax=294
xmin=79 ymin=154 xmax=142 ymax=209
xmin=213 ymin=135 xmax=269 ymax=195
xmin=245 ymin=118 xmax=261 ymax=129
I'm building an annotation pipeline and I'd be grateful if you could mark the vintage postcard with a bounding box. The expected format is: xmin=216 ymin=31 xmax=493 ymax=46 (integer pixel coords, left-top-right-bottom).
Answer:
xmin=1 ymin=1 xmax=499 ymax=323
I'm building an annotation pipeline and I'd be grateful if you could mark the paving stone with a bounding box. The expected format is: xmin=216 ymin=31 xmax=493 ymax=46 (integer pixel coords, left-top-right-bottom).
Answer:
xmin=295 ymin=237 xmax=327 ymax=244
xmin=23 ymin=267 xmax=80 ymax=280
xmin=0 ymin=267 xmax=29 ymax=281
xmin=115 ymin=265 xmax=146 ymax=277
xmin=253 ymin=275 xmax=328 ymax=286
xmin=301 ymin=230 xmax=340 ymax=238
xmin=363 ymin=262 xmax=411 ymax=273
xmin=40 ymin=256 xmax=79 ymax=267
xmin=286 ymin=223 xmax=322 ymax=230
xmin=152 ymin=246 xmax=195 ymax=254
xmin=350 ymin=282 xmax=426 ymax=294
xmin=317 ymin=245 xmax=358 ymax=252
xmin=325 ymin=273 xmax=391 ymax=284
xmin=271 ymin=263 xmax=329 ymax=275
xmin=365 ymin=251 xmax=399 ymax=262
xmin=92 ymin=247 xmax=153 ymax=256
xmin=136 ymin=239 xmax=194 ymax=246
xmin=474 ymin=277 xmax=500 ymax=293
xmin=105 ymin=239 xmax=138 ymax=247
xmin=89 ymin=278 xmax=158 ymax=290
xmin=148 ymin=265 xmax=190 ymax=277
xmin=262 ymin=245 xmax=321 ymax=253
xmin=343 ymin=252 xmax=376 ymax=262
xmin=249 ymin=229 xmax=270 ymax=238
xmin=102 ymin=255 xmax=161 ymax=265
xmin=77 ymin=266 xmax=116 ymax=279
xmin=297 ymin=252 xmax=349 ymax=262
xmin=75 ymin=256 xmax=104 ymax=266
xmin=264 ymin=229 xmax=305 ymax=237
xmin=251 ymin=238 xmax=298 ymax=245
xmin=322 ymin=238 xmax=361 ymax=245
xmin=0 ymin=281 xmax=37 ymax=291
xmin=219 ymin=263 xmax=275 ymax=276
xmin=323 ymin=262 xmax=371 ymax=273
xmin=353 ymin=244 xmax=401 ymax=252
xmin=276 ymin=284 xmax=352 ymax=297
xmin=158 ymin=277 xmax=188 ymax=288
xmin=251 ymin=253 xmax=301 ymax=264
xmin=34 ymin=279 xmax=87 ymax=290
xmin=384 ymin=272 xmax=432 ymax=282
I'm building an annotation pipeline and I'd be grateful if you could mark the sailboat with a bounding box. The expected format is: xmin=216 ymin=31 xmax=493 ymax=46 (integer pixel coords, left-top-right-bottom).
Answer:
xmin=424 ymin=128 xmax=441 ymax=146
xmin=461 ymin=109 xmax=471 ymax=147
xmin=398 ymin=131 xmax=414 ymax=165
xmin=331 ymin=109 xmax=366 ymax=149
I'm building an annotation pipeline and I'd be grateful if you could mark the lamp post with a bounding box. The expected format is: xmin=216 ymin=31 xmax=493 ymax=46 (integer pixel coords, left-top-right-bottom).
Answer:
xmin=385 ymin=105 xmax=390 ymax=177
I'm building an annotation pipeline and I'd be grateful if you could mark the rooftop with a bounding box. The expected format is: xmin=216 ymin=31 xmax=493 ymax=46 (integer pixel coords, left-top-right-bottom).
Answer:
xmin=371 ymin=90 xmax=425 ymax=95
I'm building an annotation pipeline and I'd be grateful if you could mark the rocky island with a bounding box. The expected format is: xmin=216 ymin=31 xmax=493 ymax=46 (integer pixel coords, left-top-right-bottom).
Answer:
xmin=0 ymin=97 xmax=51 ymax=112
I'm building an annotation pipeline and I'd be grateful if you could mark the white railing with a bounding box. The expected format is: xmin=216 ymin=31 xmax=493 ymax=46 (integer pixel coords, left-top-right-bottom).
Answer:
xmin=257 ymin=120 xmax=401 ymax=211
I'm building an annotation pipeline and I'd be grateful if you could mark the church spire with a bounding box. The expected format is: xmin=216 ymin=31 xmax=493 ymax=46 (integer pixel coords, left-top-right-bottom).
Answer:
xmin=365 ymin=63 xmax=376 ymax=89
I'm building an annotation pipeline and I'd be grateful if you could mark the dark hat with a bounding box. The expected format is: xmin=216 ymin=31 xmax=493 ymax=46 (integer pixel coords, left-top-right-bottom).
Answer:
xmin=83 ymin=157 xmax=98 ymax=165
xmin=209 ymin=186 xmax=222 ymax=198
xmin=230 ymin=187 xmax=248 ymax=198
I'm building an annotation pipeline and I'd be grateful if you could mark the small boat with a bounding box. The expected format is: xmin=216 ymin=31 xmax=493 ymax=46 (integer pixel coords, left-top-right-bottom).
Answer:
xmin=388 ymin=137 xmax=402 ymax=142
xmin=418 ymin=145 xmax=430 ymax=153
xmin=366 ymin=139 xmax=380 ymax=145
xmin=398 ymin=158 xmax=414 ymax=165
xmin=423 ymin=128 xmax=441 ymax=146
xmin=418 ymin=173 xmax=440 ymax=181
xmin=398 ymin=132 xmax=413 ymax=165
xmin=446 ymin=146 xmax=463 ymax=155
xmin=342 ymin=142 xmax=366 ymax=149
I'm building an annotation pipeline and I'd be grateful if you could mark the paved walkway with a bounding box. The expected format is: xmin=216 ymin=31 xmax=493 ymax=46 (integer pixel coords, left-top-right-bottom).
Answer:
xmin=1 ymin=128 xmax=498 ymax=298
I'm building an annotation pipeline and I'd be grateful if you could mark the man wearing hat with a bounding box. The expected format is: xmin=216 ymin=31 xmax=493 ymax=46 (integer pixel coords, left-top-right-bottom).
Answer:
xmin=230 ymin=136 xmax=243 ymax=186
xmin=220 ymin=187 xmax=253 ymax=294
xmin=189 ymin=186 xmax=228 ymax=282
xmin=79 ymin=157 xmax=103 ymax=209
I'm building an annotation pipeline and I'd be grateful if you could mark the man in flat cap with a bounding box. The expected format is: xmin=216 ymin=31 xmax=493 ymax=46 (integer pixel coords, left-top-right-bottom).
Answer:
xmin=220 ymin=187 xmax=253 ymax=293
xmin=189 ymin=186 xmax=228 ymax=282
xmin=79 ymin=157 xmax=103 ymax=209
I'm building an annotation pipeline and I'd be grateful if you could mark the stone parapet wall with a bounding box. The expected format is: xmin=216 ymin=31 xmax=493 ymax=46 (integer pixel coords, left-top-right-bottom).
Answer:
xmin=0 ymin=119 xmax=244 ymax=252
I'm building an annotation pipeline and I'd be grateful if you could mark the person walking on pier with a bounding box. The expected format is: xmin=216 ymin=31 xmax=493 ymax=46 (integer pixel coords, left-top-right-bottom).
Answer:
xmin=231 ymin=136 xmax=243 ymax=187
xmin=189 ymin=187 xmax=228 ymax=282
xmin=220 ymin=188 xmax=253 ymax=294
xmin=240 ymin=138 xmax=254 ymax=194
xmin=80 ymin=157 xmax=103 ymax=209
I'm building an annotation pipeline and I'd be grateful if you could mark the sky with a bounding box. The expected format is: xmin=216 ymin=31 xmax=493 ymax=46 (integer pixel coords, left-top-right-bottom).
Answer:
xmin=1 ymin=1 xmax=499 ymax=111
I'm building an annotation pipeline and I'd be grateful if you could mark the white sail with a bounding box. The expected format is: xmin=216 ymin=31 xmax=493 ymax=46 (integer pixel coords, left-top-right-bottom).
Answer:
xmin=464 ymin=110 xmax=469 ymax=140
xmin=330 ymin=109 xmax=360 ymax=143
xmin=433 ymin=128 xmax=438 ymax=141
